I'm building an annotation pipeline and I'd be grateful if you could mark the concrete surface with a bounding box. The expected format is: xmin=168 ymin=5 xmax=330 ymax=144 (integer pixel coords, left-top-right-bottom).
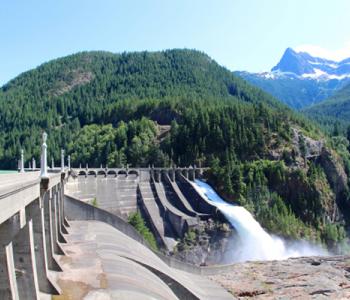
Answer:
xmin=0 ymin=171 xmax=65 ymax=299
xmin=66 ymin=176 xmax=138 ymax=219
xmin=163 ymin=173 xmax=201 ymax=217
xmin=56 ymin=220 xmax=235 ymax=300
xmin=152 ymin=179 xmax=197 ymax=237
xmin=138 ymin=181 xmax=177 ymax=250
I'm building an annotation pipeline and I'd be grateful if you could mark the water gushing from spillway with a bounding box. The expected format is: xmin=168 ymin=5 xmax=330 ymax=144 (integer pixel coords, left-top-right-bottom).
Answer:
xmin=192 ymin=179 xmax=327 ymax=262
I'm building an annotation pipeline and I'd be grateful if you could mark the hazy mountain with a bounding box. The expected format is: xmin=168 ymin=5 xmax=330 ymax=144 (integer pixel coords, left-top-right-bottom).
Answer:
xmin=272 ymin=48 xmax=350 ymax=79
xmin=236 ymin=48 xmax=350 ymax=109
xmin=303 ymin=83 xmax=350 ymax=131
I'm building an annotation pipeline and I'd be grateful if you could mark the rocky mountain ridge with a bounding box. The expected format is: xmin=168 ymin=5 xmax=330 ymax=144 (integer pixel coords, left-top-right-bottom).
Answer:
xmin=236 ymin=48 xmax=350 ymax=109
xmin=272 ymin=48 xmax=350 ymax=80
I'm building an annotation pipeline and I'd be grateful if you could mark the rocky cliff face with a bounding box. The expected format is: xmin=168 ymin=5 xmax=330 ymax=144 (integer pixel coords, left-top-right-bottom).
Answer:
xmin=267 ymin=127 xmax=349 ymax=230
xmin=172 ymin=219 xmax=234 ymax=265
xmin=318 ymin=148 xmax=350 ymax=222
xmin=268 ymin=127 xmax=324 ymax=165
xmin=318 ymin=148 xmax=349 ymax=198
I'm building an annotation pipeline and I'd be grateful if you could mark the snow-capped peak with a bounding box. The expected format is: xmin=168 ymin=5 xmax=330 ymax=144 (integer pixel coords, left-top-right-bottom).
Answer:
xmin=270 ymin=48 xmax=350 ymax=80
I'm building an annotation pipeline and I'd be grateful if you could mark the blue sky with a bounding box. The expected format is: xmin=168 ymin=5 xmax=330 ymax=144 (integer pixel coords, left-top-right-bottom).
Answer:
xmin=1 ymin=0 xmax=350 ymax=86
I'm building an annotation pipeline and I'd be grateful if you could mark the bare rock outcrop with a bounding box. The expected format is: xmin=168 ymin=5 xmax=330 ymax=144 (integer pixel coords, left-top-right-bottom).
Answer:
xmin=268 ymin=127 xmax=325 ymax=166
xmin=172 ymin=219 xmax=233 ymax=265
xmin=208 ymin=255 xmax=350 ymax=299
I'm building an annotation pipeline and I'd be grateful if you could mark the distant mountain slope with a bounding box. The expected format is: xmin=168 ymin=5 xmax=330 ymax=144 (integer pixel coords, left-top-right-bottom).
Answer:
xmin=235 ymin=71 xmax=343 ymax=109
xmin=1 ymin=49 xmax=281 ymax=108
xmin=303 ymin=83 xmax=350 ymax=130
xmin=236 ymin=48 xmax=350 ymax=109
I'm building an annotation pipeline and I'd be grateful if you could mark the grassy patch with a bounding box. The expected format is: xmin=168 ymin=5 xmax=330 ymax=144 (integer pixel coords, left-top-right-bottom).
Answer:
xmin=128 ymin=211 xmax=158 ymax=251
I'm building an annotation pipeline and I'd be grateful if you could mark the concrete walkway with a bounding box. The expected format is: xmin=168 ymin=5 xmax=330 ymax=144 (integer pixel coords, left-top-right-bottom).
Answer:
xmin=56 ymin=220 xmax=235 ymax=300
xmin=0 ymin=171 xmax=40 ymax=193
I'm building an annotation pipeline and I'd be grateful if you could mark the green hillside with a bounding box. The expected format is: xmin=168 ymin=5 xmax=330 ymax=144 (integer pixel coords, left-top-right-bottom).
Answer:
xmin=303 ymin=84 xmax=350 ymax=132
xmin=0 ymin=49 xmax=349 ymax=249
xmin=0 ymin=49 xmax=290 ymax=168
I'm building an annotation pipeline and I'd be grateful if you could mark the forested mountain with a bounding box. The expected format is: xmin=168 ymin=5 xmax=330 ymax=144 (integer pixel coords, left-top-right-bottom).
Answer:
xmin=303 ymin=83 xmax=350 ymax=132
xmin=1 ymin=49 xmax=350 ymax=249
xmin=0 ymin=49 xmax=285 ymax=168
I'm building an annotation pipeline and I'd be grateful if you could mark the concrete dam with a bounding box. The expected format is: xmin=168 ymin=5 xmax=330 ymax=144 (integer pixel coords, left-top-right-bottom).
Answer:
xmin=66 ymin=166 xmax=219 ymax=252
xmin=66 ymin=167 xmax=324 ymax=262
xmin=0 ymin=134 xmax=325 ymax=299
xmin=0 ymin=134 xmax=235 ymax=299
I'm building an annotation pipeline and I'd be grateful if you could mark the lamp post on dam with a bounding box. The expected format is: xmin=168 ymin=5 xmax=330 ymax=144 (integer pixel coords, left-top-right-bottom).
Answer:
xmin=61 ymin=149 xmax=65 ymax=173
xmin=40 ymin=132 xmax=48 ymax=178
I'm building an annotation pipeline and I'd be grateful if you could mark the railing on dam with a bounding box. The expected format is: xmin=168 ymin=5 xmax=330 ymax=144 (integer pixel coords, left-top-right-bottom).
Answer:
xmin=0 ymin=133 xmax=69 ymax=299
xmin=70 ymin=165 xmax=208 ymax=182
xmin=0 ymin=170 xmax=69 ymax=299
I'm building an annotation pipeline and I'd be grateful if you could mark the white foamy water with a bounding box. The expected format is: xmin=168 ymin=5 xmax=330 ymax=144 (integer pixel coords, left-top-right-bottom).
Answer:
xmin=192 ymin=179 xmax=327 ymax=262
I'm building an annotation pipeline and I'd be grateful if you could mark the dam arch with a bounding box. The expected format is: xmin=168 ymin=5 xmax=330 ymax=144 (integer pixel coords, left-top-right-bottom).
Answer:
xmin=97 ymin=170 xmax=107 ymax=177
xmin=87 ymin=170 xmax=97 ymax=177
xmin=107 ymin=170 xmax=117 ymax=177
xmin=78 ymin=170 xmax=87 ymax=176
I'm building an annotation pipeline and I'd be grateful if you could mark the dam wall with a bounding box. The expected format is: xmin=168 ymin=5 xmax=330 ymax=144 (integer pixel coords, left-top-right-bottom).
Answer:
xmin=64 ymin=194 xmax=149 ymax=248
xmin=0 ymin=173 xmax=230 ymax=300
xmin=66 ymin=168 xmax=209 ymax=241
xmin=1 ymin=134 xmax=235 ymax=299
xmin=65 ymin=176 xmax=139 ymax=219
xmin=64 ymin=194 xmax=237 ymax=276
xmin=0 ymin=171 xmax=67 ymax=299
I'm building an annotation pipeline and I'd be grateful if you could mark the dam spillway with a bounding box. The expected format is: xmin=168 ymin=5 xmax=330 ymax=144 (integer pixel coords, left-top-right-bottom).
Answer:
xmin=191 ymin=179 xmax=327 ymax=262
xmin=65 ymin=167 xmax=213 ymax=252
xmin=66 ymin=168 xmax=326 ymax=263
